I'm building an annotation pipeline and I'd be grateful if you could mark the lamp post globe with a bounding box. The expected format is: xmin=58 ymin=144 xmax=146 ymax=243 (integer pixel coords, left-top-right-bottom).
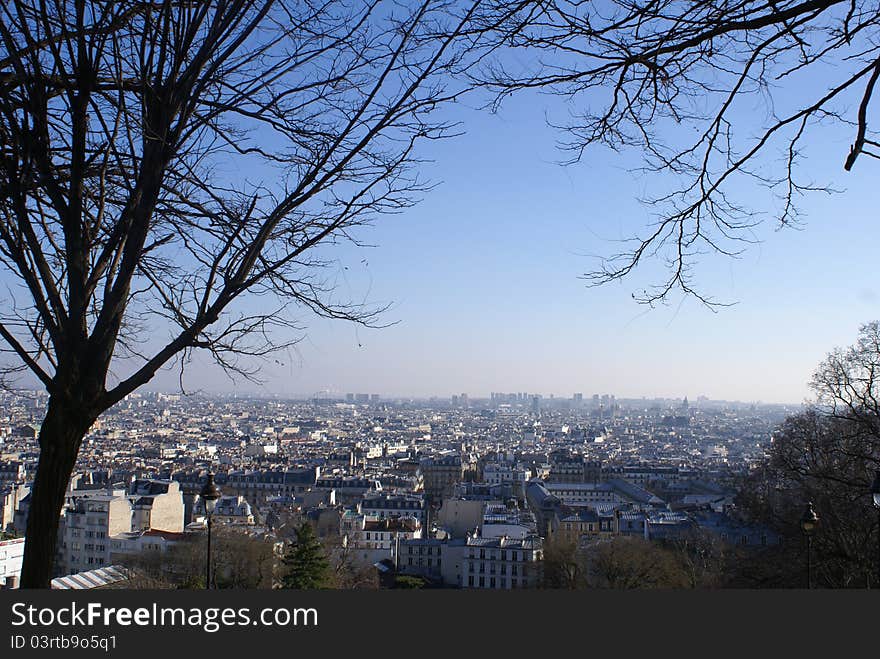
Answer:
xmin=800 ymin=502 xmax=819 ymax=589
xmin=800 ymin=501 xmax=819 ymax=535
xmin=200 ymin=472 xmax=221 ymax=589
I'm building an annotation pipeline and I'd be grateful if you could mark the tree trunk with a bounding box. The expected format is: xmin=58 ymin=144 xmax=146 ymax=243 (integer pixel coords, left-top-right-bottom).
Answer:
xmin=19 ymin=397 xmax=93 ymax=588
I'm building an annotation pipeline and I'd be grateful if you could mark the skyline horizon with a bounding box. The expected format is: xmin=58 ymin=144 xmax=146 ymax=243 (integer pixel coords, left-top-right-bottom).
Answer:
xmin=5 ymin=383 xmax=805 ymax=407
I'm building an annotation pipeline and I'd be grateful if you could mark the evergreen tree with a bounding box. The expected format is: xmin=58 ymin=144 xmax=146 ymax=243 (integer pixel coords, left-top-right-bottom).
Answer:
xmin=281 ymin=523 xmax=332 ymax=589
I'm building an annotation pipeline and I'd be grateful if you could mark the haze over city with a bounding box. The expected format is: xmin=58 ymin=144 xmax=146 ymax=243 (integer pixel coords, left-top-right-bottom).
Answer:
xmin=134 ymin=89 xmax=878 ymax=405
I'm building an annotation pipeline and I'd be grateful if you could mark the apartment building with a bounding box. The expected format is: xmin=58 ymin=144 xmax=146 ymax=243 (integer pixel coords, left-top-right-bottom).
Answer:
xmin=462 ymin=535 xmax=543 ymax=589
xmin=59 ymin=490 xmax=132 ymax=574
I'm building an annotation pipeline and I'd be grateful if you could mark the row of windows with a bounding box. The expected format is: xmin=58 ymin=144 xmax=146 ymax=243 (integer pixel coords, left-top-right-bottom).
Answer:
xmin=406 ymin=557 xmax=440 ymax=567
xmin=467 ymin=549 xmax=527 ymax=561
xmin=364 ymin=532 xmax=414 ymax=540
xmin=363 ymin=501 xmax=422 ymax=509
xmin=69 ymin=555 xmax=105 ymax=566
xmin=467 ymin=576 xmax=525 ymax=589
xmin=69 ymin=529 xmax=106 ymax=539
xmin=468 ymin=562 xmax=524 ymax=576
xmin=562 ymin=523 xmax=614 ymax=532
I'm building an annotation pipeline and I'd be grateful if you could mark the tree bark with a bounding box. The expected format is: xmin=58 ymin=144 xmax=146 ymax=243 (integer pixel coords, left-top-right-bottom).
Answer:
xmin=19 ymin=397 xmax=93 ymax=588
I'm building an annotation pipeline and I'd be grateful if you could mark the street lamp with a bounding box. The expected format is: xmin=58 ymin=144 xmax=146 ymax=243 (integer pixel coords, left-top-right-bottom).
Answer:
xmin=200 ymin=472 xmax=221 ymax=589
xmin=800 ymin=501 xmax=819 ymax=589
xmin=871 ymin=470 xmax=880 ymax=588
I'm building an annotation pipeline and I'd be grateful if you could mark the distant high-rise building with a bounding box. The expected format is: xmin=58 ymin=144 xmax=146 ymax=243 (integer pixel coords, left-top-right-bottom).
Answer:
xmin=370 ymin=394 xmax=380 ymax=403
xmin=346 ymin=393 xmax=354 ymax=402
xmin=530 ymin=396 xmax=540 ymax=415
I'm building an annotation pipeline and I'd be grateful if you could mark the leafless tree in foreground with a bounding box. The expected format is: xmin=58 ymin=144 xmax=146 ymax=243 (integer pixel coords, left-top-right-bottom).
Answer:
xmin=479 ymin=1 xmax=880 ymax=305
xmin=0 ymin=0 xmax=500 ymax=587
xmin=736 ymin=323 xmax=880 ymax=587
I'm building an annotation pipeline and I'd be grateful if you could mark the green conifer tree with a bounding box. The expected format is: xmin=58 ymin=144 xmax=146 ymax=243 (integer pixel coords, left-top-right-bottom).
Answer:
xmin=281 ymin=522 xmax=332 ymax=589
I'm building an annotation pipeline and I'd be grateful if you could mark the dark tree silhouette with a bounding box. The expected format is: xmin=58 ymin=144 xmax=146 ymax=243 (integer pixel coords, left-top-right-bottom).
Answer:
xmin=479 ymin=1 xmax=880 ymax=304
xmin=736 ymin=322 xmax=880 ymax=587
xmin=0 ymin=0 xmax=502 ymax=587
xmin=737 ymin=412 xmax=879 ymax=587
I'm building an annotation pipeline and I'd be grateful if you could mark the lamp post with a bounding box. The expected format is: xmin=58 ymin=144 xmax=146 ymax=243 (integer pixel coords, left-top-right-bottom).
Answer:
xmin=871 ymin=470 xmax=880 ymax=588
xmin=800 ymin=502 xmax=819 ymax=589
xmin=200 ymin=473 xmax=221 ymax=589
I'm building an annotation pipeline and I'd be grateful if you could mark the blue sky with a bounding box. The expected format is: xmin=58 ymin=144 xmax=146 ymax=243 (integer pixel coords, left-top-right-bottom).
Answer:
xmin=4 ymin=30 xmax=875 ymax=405
xmin=148 ymin=81 xmax=880 ymax=404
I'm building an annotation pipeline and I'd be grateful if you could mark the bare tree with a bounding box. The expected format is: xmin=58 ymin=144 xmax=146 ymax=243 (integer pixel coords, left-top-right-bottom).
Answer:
xmin=322 ymin=534 xmax=380 ymax=589
xmin=737 ymin=411 xmax=879 ymax=586
xmin=0 ymin=0 xmax=498 ymax=587
xmin=478 ymin=1 xmax=880 ymax=304
xmin=582 ymin=536 xmax=691 ymax=588
xmin=735 ymin=323 xmax=880 ymax=587
xmin=811 ymin=320 xmax=880 ymax=440
xmin=541 ymin=532 xmax=585 ymax=589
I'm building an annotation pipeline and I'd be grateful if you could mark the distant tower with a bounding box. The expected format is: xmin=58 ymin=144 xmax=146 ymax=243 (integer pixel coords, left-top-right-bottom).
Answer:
xmin=682 ymin=396 xmax=689 ymax=411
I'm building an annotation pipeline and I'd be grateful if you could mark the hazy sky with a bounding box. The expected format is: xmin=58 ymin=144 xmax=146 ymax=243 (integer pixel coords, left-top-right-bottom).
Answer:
xmin=135 ymin=79 xmax=879 ymax=405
